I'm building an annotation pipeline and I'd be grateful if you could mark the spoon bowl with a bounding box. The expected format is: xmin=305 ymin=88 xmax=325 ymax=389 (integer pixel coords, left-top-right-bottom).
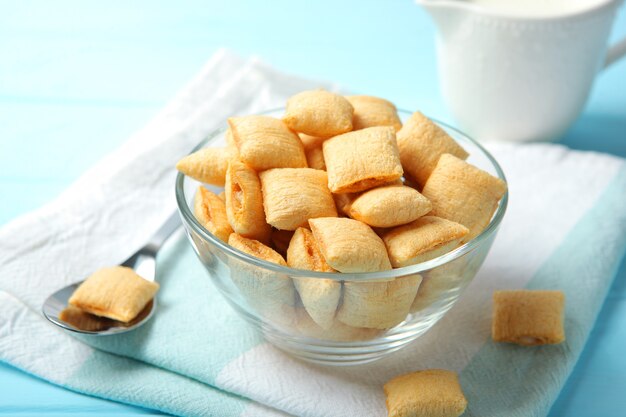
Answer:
xmin=42 ymin=212 xmax=180 ymax=335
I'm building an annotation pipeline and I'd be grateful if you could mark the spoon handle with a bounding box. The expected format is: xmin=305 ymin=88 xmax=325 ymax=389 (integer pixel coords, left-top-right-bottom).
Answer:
xmin=143 ymin=212 xmax=182 ymax=255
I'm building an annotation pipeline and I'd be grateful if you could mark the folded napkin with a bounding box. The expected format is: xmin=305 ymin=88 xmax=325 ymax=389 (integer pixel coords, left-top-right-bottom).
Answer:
xmin=1 ymin=49 xmax=626 ymax=417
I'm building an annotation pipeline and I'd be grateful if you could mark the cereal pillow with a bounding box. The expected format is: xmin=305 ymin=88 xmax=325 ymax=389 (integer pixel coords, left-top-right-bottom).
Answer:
xmin=283 ymin=90 xmax=354 ymax=138
xmin=259 ymin=168 xmax=337 ymax=231
xmin=422 ymin=153 xmax=506 ymax=241
xmin=347 ymin=95 xmax=402 ymax=131
xmin=384 ymin=369 xmax=468 ymax=417
xmin=69 ymin=266 xmax=159 ymax=322
xmin=397 ymin=111 xmax=469 ymax=187
xmin=323 ymin=126 xmax=403 ymax=194
xmin=229 ymin=115 xmax=307 ymax=171
xmin=287 ymin=228 xmax=340 ymax=330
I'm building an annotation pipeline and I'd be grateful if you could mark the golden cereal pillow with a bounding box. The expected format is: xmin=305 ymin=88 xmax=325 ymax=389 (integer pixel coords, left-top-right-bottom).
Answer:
xmin=346 ymin=95 xmax=402 ymax=131
xmin=323 ymin=126 xmax=404 ymax=194
xmin=228 ymin=115 xmax=307 ymax=171
xmin=309 ymin=217 xmax=391 ymax=273
xmin=333 ymin=179 xmax=403 ymax=217
xmin=225 ymin=160 xmax=271 ymax=243
xmin=397 ymin=112 xmax=469 ymax=187
xmin=384 ymin=369 xmax=468 ymax=417
xmin=337 ymin=276 xmax=421 ymax=329
xmin=259 ymin=168 xmax=337 ymax=231
xmin=347 ymin=185 xmax=432 ymax=228
xmin=68 ymin=266 xmax=159 ymax=322
xmin=228 ymin=233 xmax=287 ymax=265
xmin=287 ymin=228 xmax=336 ymax=273
xmin=283 ymin=90 xmax=354 ymax=138
xmin=176 ymin=147 xmax=236 ymax=187
xmin=492 ymin=290 xmax=565 ymax=346
xmin=382 ymin=216 xmax=469 ymax=268
xmin=305 ymin=146 xmax=326 ymax=170
xmin=332 ymin=192 xmax=356 ymax=216
xmin=300 ymin=134 xmax=327 ymax=170
xmin=421 ymin=154 xmax=507 ymax=242
xmin=287 ymin=228 xmax=340 ymax=329
xmin=299 ymin=133 xmax=326 ymax=151
xmin=194 ymin=186 xmax=233 ymax=242
xmin=228 ymin=234 xmax=295 ymax=327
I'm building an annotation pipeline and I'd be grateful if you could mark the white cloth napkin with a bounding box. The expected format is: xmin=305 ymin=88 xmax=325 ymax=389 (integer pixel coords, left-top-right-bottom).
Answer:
xmin=1 ymin=49 xmax=625 ymax=417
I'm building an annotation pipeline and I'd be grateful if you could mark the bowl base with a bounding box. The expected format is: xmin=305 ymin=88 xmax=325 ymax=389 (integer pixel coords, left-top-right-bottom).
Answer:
xmin=260 ymin=308 xmax=453 ymax=366
xmin=264 ymin=331 xmax=425 ymax=366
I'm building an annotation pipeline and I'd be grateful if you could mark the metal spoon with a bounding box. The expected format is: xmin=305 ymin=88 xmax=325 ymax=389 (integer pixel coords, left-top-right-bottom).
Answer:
xmin=42 ymin=212 xmax=181 ymax=335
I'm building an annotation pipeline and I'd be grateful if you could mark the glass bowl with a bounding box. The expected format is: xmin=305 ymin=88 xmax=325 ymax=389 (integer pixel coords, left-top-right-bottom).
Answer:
xmin=175 ymin=109 xmax=508 ymax=366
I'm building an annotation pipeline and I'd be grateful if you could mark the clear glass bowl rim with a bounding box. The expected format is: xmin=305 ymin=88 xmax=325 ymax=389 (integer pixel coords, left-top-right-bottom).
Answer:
xmin=175 ymin=108 xmax=508 ymax=282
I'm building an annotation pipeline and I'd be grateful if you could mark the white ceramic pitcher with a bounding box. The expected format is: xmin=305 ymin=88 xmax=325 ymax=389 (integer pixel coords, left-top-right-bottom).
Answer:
xmin=416 ymin=0 xmax=626 ymax=142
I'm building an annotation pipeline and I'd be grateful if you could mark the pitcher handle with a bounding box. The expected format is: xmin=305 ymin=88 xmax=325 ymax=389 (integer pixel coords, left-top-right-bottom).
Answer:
xmin=604 ymin=37 xmax=626 ymax=68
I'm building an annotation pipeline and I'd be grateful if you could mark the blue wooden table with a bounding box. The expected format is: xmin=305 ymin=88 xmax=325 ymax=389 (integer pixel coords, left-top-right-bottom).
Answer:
xmin=1 ymin=1 xmax=625 ymax=416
